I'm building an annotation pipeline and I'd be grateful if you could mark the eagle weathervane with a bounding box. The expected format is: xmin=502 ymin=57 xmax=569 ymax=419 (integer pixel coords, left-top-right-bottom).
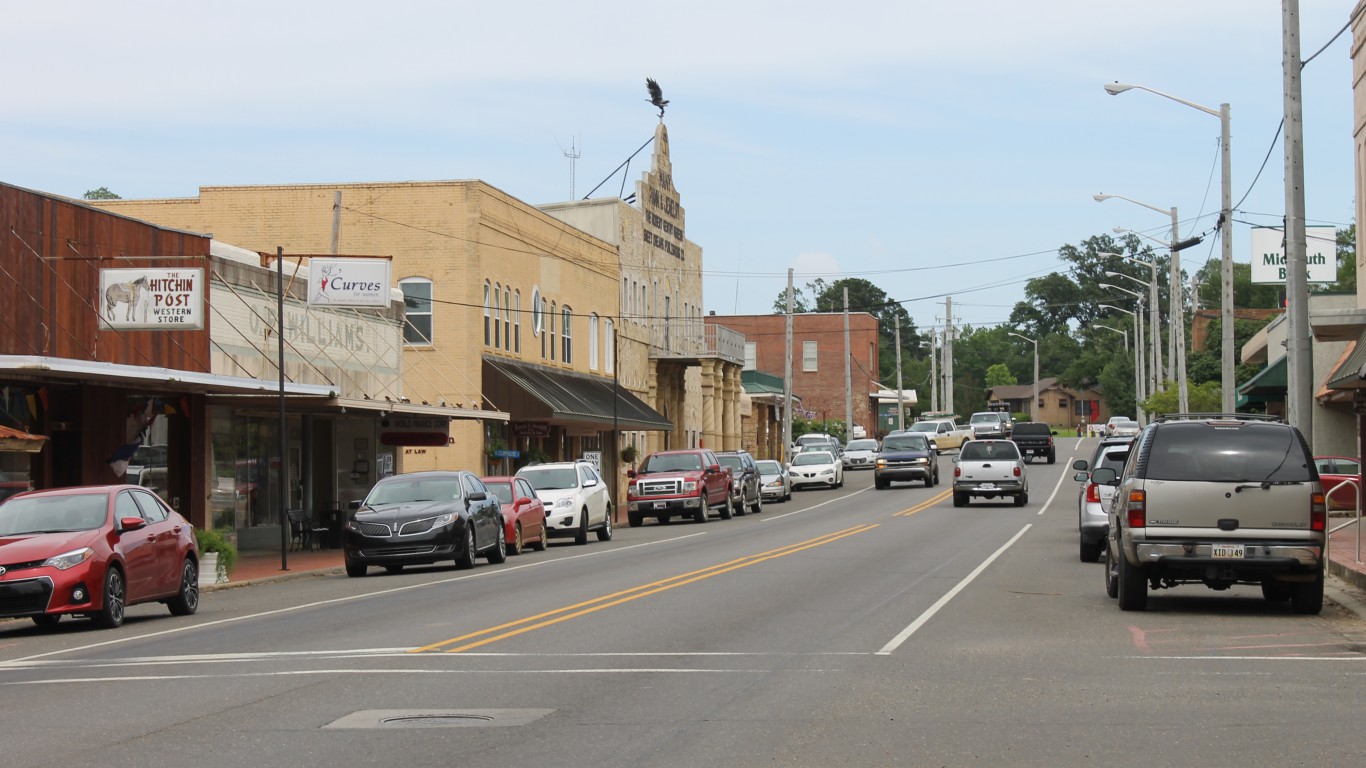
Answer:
xmin=646 ymin=77 xmax=669 ymax=118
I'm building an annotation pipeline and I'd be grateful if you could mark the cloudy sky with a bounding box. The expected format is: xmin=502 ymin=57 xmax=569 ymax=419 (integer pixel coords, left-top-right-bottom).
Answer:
xmin=2 ymin=1 xmax=1357 ymax=332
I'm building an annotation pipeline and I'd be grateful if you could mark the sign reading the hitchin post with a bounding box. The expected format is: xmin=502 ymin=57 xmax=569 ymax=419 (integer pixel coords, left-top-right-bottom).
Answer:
xmin=308 ymin=259 xmax=392 ymax=307
xmin=99 ymin=268 xmax=205 ymax=330
xmin=1250 ymin=226 xmax=1338 ymax=284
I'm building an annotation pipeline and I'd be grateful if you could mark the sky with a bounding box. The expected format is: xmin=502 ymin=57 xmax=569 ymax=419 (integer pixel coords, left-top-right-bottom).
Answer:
xmin=2 ymin=1 xmax=1358 ymax=335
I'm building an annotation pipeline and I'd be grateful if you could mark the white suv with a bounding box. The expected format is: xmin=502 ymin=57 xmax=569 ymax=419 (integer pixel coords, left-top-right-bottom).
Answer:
xmin=516 ymin=461 xmax=614 ymax=545
xmin=1096 ymin=414 xmax=1326 ymax=613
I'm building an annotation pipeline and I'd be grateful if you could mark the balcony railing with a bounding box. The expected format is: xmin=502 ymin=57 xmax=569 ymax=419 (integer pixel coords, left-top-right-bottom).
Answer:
xmin=648 ymin=320 xmax=744 ymax=365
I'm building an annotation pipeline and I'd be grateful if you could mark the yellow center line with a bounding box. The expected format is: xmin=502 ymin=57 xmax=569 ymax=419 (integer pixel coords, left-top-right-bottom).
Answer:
xmin=412 ymin=523 xmax=880 ymax=654
xmin=894 ymin=489 xmax=952 ymax=516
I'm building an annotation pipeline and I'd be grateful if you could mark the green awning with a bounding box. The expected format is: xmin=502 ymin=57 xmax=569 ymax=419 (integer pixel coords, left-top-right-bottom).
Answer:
xmin=1237 ymin=355 xmax=1286 ymax=397
xmin=1326 ymin=333 xmax=1366 ymax=390
xmin=741 ymin=369 xmax=786 ymax=396
xmin=483 ymin=356 xmax=673 ymax=431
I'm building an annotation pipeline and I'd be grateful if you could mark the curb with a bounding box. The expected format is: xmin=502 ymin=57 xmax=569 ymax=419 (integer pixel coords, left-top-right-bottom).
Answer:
xmin=201 ymin=566 xmax=344 ymax=592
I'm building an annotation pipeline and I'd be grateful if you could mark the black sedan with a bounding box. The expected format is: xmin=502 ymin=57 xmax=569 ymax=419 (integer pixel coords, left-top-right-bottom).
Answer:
xmin=342 ymin=471 xmax=506 ymax=577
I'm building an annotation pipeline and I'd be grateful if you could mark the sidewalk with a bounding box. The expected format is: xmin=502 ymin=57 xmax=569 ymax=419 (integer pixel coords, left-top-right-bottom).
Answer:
xmin=206 ymin=546 xmax=343 ymax=590
xmin=1328 ymin=514 xmax=1366 ymax=592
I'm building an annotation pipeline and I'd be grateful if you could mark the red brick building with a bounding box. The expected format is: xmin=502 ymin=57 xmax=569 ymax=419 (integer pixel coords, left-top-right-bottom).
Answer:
xmin=705 ymin=313 xmax=880 ymax=435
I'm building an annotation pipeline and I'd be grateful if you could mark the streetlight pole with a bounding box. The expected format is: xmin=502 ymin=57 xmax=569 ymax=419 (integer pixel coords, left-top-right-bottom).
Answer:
xmin=1008 ymin=332 xmax=1038 ymax=421
xmin=1101 ymin=303 xmax=1145 ymax=426
xmin=1103 ymin=82 xmax=1232 ymax=411
xmin=1100 ymin=249 xmax=1162 ymax=386
xmin=1096 ymin=324 xmax=1140 ymax=425
xmin=1096 ymin=196 xmax=1189 ymax=413
xmin=1101 ymin=283 xmax=1156 ymax=396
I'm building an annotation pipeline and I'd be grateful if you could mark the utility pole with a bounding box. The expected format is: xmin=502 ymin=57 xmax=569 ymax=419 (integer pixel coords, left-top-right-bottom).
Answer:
xmin=1283 ymin=0 xmax=1312 ymax=442
xmin=1171 ymin=208 xmax=1189 ymax=413
xmin=894 ymin=316 xmax=905 ymax=431
xmin=783 ymin=269 xmax=794 ymax=460
xmin=944 ymin=298 xmax=955 ymax=415
xmin=843 ymin=287 xmax=853 ymax=441
xmin=930 ymin=321 xmax=940 ymax=413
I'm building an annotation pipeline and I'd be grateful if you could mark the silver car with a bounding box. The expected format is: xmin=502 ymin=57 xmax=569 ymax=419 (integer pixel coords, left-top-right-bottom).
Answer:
xmin=952 ymin=439 xmax=1028 ymax=507
xmin=756 ymin=459 xmax=792 ymax=502
xmin=1072 ymin=443 xmax=1131 ymax=562
xmin=842 ymin=439 xmax=879 ymax=470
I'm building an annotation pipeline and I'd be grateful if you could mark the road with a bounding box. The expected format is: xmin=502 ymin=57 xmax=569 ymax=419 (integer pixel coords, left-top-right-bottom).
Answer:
xmin=2 ymin=438 xmax=1364 ymax=768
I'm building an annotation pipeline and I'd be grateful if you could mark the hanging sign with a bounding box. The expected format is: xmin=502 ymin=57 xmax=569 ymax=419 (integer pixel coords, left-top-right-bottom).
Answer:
xmin=99 ymin=268 xmax=205 ymax=330
xmin=1250 ymin=226 xmax=1338 ymax=284
xmin=379 ymin=415 xmax=450 ymax=447
xmin=307 ymin=258 xmax=392 ymax=307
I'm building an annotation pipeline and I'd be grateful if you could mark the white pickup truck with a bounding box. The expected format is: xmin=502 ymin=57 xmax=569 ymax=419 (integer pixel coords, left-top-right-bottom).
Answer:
xmin=905 ymin=418 xmax=970 ymax=452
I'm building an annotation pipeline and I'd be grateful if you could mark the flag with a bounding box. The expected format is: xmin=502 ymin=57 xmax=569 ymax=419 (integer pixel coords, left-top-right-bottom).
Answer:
xmin=107 ymin=439 xmax=142 ymax=479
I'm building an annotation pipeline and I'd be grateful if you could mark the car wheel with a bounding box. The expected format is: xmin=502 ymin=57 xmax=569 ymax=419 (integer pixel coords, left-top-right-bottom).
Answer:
xmin=345 ymin=559 xmax=368 ymax=578
xmin=455 ymin=526 xmax=478 ymax=568
xmin=507 ymin=523 xmax=524 ymax=556
xmin=875 ymin=479 xmax=887 ymax=490
xmin=1047 ymin=450 xmax=1056 ymax=465
xmin=574 ymin=509 xmax=590 ymax=545
xmin=1079 ymin=537 xmax=1102 ymax=563
xmin=750 ymin=493 xmax=762 ymax=514
xmin=952 ymin=491 xmax=968 ymax=507
xmin=167 ymin=557 xmax=200 ymax=616
xmin=1104 ymin=546 xmax=1120 ymax=598
xmin=1291 ymin=570 xmax=1324 ymax=615
xmin=1261 ymin=579 xmax=1292 ymax=603
xmin=31 ymin=614 xmax=61 ymax=629
xmin=596 ymin=508 xmax=614 ymax=541
xmin=693 ymin=503 xmax=707 ymax=524
xmin=732 ymin=494 xmax=746 ymax=516
xmin=385 ymin=565 xmax=405 ymax=574
xmin=932 ymin=469 xmax=940 ymax=487
xmin=1116 ymin=551 xmax=1147 ymax=611
xmin=487 ymin=522 xmax=508 ymax=563
xmin=629 ymin=511 xmax=643 ymax=527
xmin=93 ymin=566 xmax=126 ymax=629
xmin=719 ymin=496 xmax=734 ymax=520
xmin=532 ymin=521 xmax=549 ymax=551
xmin=1016 ymin=491 xmax=1029 ymax=507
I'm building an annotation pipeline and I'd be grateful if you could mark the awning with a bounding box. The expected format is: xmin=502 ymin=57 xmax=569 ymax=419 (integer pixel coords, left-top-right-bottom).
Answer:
xmin=204 ymin=395 xmax=509 ymax=422
xmin=1237 ymin=356 xmax=1286 ymax=397
xmin=1325 ymin=330 xmax=1366 ymax=391
xmin=0 ymin=355 xmax=335 ymax=397
xmin=483 ymin=356 xmax=672 ymax=431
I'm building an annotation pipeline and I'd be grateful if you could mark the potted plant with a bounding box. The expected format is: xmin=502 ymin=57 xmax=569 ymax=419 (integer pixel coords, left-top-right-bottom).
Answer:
xmin=620 ymin=445 xmax=639 ymax=466
xmin=195 ymin=527 xmax=238 ymax=586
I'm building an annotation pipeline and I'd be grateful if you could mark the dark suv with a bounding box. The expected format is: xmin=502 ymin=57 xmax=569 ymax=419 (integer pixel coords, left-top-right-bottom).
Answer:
xmin=715 ymin=450 xmax=763 ymax=515
xmin=1096 ymin=414 xmax=1326 ymax=614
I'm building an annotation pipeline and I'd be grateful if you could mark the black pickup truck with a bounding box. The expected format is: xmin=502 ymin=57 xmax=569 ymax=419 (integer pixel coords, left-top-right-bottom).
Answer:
xmin=1010 ymin=422 xmax=1056 ymax=463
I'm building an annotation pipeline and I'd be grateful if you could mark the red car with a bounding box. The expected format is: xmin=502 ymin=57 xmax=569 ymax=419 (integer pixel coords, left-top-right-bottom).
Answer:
xmin=1315 ymin=456 xmax=1361 ymax=511
xmin=0 ymin=485 xmax=200 ymax=629
xmin=481 ymin=476 xmax=549 ymax=555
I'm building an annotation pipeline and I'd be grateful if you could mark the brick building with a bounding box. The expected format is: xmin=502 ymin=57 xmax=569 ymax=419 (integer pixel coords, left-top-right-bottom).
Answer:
xmin=987 ymin=377 xmax=1109 ymax=429
xmin=706 ymin=312 xmax=880 ymax=438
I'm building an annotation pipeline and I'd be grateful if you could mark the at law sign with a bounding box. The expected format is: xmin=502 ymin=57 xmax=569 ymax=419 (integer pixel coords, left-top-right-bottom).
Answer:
xmin=308 ymin=258 xmax=392 ymax=308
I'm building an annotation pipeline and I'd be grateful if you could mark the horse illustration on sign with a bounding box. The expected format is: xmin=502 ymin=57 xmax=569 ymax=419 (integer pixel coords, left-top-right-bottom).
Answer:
xmin=104 ymin=276 xmax=148 ymax=322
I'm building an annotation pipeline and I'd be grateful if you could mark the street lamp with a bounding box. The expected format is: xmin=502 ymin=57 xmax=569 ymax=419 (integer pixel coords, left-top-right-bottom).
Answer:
xmin=1095 ymin=323 xmax=1142 ymax=426
xmin=1100 ymin=283 xmax=1156 ymax=396
xmin=1100 ymin=253 xmax=1162 ymax=385
xmin=1096 ymin=195 xmax=1189 ymax=414
xmin=1100 ymin=303 xmax=1146 ymax=425
xmin=1008 ymin=332 xmax=1038 ymax=421
xmin=1103 ymin=82 xmax=1232 ymax=412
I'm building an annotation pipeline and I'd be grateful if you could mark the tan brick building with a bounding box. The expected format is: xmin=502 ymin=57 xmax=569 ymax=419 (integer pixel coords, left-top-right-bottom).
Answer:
xmin=705 ymin=312 xmax=881 ymax=440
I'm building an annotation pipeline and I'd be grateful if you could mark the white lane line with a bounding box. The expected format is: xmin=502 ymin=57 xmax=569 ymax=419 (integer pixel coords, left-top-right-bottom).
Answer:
xmin=876 ymin=523 xmax=1032 ymax=655
xmin=3 ymin=533 xmax=709 ymax=665
xmin=762 ymin=485 xmax=870 ymax=521
xmin=1037 ymin=455 xmax=1078 ymax=516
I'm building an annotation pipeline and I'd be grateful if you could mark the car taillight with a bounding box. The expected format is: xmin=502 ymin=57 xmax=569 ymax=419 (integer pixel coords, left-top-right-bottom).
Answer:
xmin=954 ymin=466 xmax=961 ymax=478
xmin=1311 ymin=492 xmax=1326 ymax=532
xmin=1012 ymin=466 xmax=1021 ymax=477
xmin=1085 ymin=483 xmax=1100 ymax=503
xmin=1046 ymin=437 xmax=1053 ymax=446
xmin=1126 ymin=489 xmax=1146 ymax=529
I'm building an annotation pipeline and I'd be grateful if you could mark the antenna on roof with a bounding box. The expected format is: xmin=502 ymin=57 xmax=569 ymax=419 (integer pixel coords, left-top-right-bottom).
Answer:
xmin=563 ymin=136 xmax=581 ymax=200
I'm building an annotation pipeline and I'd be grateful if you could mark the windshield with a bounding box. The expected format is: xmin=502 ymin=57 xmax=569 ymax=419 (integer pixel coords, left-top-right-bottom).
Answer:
xmin=792 ymin=452 xmax=832 ymax=466
xmin=960 ymin=441 xmax=1019 ymax=461
xmin=970 ymin=413 xmax=999 ymax=424
xmin=796 ymin=435 xmax=830 ymax=446
xmin=756 ymin=461 xmax=782 ymax=474
xmin=908 ymin=422 xmax=939 ymax=433
xmin=882 ymin=434 xmax=930 ymax=452
xmin=0 ymin=493 xmax=109 ymax=534
xmin=846 ymin=440 xmax=878 ymax=451
xmin=483 ymin=481 xmax=513 ymax=504
xmin=639 ymin=453 xmax=705 ymax=473
xmin=715 ymin=456 xmax=744 ymax=470
xmin=518 ymin=467 xmax=579 ymax=490
xmin=366 ymin=477 xmax=463 ymax=505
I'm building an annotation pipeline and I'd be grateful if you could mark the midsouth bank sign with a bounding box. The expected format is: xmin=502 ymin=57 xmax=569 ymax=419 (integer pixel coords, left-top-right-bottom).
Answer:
xmin=1250 ymin=226 xmax=1337 ymax=284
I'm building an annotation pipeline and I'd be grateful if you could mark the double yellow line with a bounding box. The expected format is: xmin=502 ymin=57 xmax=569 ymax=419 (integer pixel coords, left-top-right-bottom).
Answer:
xmin=894 ymin=488 xmax=952 ymax=517
xmin=411 ymin=523 xmax=879 ymax=654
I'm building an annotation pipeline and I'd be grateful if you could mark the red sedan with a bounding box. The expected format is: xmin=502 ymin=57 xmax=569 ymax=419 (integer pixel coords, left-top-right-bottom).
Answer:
xmin=0 ymin=485 xmax=200 ymax=629
xmin=1315 ymin=456 xmax=1361 ymax=511
xmin=481 ymin=475 xmax=549 ymax=556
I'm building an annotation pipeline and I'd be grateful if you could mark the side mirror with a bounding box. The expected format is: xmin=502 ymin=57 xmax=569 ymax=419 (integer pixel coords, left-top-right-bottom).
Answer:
xmin=349 ymin=499 xmax=363 ymax=510
xmin=1073 ymin=471 xmax=1089 ymax=482
xmin=1071 ymin=459 xmax=1088 ymax=471
xmin=583 ymin=478 xmax=598 ymax=488
xmin=1090 ymin=467 xmax=1119 ymax=485
xmin=118 ymin=516 xmax=146 ymax=532
xmin=627 ymin=469 xmax=637 ymax=479
xmin=467 ymin=491 xmax=487 ymax=502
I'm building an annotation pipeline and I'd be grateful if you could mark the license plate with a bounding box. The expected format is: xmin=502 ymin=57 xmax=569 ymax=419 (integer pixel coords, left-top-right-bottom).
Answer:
xmin=1212 ymin=543 xmax=1245 ymax=559
xmin=978 ymin=483 xmax=997 ymax=491
xmin=653 ymin=502 xmax=666 ymax=509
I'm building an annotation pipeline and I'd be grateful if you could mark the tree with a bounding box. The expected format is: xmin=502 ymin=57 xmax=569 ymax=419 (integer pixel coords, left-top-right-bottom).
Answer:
xmin=985 ymin=364 xmax=1016 ymax=389
xmin=1143 ymin=380 xmax=1222 ymax=417
xmin=1194 ymin=260 xmax=1281 ymax=310
xmin=82 ymin=187 xmax=121 ymax=200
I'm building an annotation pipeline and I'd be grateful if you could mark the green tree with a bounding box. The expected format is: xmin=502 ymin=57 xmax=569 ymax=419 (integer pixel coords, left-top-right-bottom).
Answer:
xmin=1194 ymin=260 xmax=1281 ymax=310
xmin=1143 ymin=380 xmax=1222 ymax=417
xmin=82 ymin=186 xmax=121 ymax=200
xmin=1310 ymin=223 xmax=1357 ymax=295
xmin=984 ymin=363 xmax=1016 ymax=389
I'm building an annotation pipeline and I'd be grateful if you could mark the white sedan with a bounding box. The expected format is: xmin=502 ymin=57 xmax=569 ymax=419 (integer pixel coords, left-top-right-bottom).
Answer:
xmin=842 ymin=439 xmax=879 ymax=470
xmin=789 ymin=450 xmax=844 ymax=489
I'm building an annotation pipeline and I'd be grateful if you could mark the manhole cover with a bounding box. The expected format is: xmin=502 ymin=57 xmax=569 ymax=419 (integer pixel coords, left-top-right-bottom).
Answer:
xmin=325 ymin=709 xmax=553 ymax=729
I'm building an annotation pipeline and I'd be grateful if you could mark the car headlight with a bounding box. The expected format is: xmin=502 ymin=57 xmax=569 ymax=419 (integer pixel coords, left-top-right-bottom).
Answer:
xmin=44 ymin=547 xmax=94 ymax=571
xmin=820 ymin=468 xmax=833 ymax=475
xmin=434 ymin=513 xmax=457 ymax=527
xmin=555 ymin=497 xmax=574 ymax=508
xmin=627 ymin=482 xmax=637 ymax=495
xmin=682 ymin=481 xmax=698 ymax=493
xmin=875 ymin=459 xmax=887 ymax=468
xmin=731 ymin=478 xmax=741 ymax=490
xmin=912 ymin=457 xmax=928 ymax=465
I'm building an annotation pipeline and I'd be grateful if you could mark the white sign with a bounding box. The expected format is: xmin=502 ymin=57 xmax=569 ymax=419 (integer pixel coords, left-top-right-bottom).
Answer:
xmin=99 ymin=268 xmax=205 ymax=330
xmin=1250 ymin=226 xmax=1338 ymax=284
xmin=582 ymin=451 xmax=602 ymax=472
xmin=307 ymin=258 xmax=392 ymax=307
